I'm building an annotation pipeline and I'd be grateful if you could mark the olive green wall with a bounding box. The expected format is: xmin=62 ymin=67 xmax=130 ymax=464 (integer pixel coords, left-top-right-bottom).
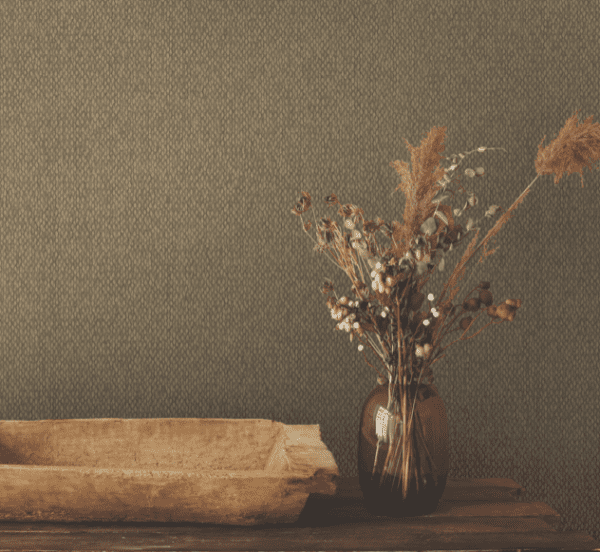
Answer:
xmin=0 ymin=0 xmax=598 ymax=543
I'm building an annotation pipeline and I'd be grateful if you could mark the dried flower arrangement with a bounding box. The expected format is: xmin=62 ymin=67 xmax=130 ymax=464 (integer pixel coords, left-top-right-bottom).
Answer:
xmin=291 ymin=109 xmax=600 ymax=497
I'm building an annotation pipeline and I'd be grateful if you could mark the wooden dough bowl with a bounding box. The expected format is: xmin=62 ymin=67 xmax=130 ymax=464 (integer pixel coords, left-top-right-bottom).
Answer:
xmin=0 ymin=418 xmax=339 ymax=525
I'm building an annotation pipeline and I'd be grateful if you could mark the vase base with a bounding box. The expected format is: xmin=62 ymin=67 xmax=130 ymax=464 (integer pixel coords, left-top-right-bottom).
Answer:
xmin=359 ymin=471 xmax=446 ymax=517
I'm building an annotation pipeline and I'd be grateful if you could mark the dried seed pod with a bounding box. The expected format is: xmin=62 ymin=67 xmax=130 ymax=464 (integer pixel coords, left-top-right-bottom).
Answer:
xmin=506 ymin=298 xmax=522 ymax=308
xmin=459 ymin=317 xmax=473 ymax=331
xmin=415 ymin=343 xmax=433 ymax=359
xmin=339 ymin=204 xmax=354 ymax=217
xmin=398 ymin=256 xmax=413 ymax=272
xmin=495 ymin=303 xmax=517 ymax=321
xmin=362 ymin=220 xmax=378 ymax=235
xmin=463 ymin=297 xmax=481 ymax=311
xmin=479 ymin=289 xmax=493 ymax=307
xmin=486 ymin=305 xmax=498 ymax=318
xmin=409 ymin=291 xmax=425 ymax=311
xmin=321 ymin=280 xmax=334 ymax=295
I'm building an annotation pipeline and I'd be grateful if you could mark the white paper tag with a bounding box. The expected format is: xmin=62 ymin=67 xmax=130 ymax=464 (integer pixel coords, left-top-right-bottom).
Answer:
xmin=375 ymin=406 xmax=402 ymax=444
xmin=375 ymin=406 xmax=389 ymax=442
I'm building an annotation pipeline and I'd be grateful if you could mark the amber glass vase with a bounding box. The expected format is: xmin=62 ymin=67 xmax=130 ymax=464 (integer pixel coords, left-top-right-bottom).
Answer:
xmin=358 ymin=378 xmax=450 ymax=517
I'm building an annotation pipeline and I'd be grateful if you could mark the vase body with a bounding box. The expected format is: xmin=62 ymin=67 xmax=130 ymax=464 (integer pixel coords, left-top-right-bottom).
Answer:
xmin=358 ymin=380 xmax=450 ymax=517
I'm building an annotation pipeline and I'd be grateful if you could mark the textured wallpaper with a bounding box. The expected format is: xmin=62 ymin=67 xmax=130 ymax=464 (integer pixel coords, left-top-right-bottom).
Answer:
xmin=0 ymin=0 xmax=598 ymax=544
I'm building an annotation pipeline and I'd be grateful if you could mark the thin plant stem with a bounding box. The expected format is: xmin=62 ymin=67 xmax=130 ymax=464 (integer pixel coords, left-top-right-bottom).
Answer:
xmin=437 ymin=313 xmax=504 ymax=355
xmin=436 ymin=173 xmax=540 ymax=308
xmin=401 ymin=373 xmax=411 ymax=498
xmin=372 ymin=438 xmax=382 ymax=478
xmin=357 ymin=335 xmax=388 ymax=380
xmin=413 ymin=404 xmax=438 ymax=478
xmin=363 ymin=331 xmax=386 ymax=361
xmin=352 ymin=244 xmax=367 ymax=284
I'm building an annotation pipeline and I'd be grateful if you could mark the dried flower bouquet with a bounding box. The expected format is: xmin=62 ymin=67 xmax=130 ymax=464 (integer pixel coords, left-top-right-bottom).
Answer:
xmin=291 ymin=110 xmax=600 ymax=498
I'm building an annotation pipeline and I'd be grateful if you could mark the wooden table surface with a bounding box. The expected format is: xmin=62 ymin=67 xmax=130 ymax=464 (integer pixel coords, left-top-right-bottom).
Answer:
xmin=0 ymin=476 xmax=598 ymax=551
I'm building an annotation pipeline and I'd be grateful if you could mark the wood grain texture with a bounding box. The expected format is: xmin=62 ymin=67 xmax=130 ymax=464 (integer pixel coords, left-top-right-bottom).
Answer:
xmin=0 ymin=476 xmax=597 ymax=550
xmin=0 ymin=418 xmax=339 ymax=525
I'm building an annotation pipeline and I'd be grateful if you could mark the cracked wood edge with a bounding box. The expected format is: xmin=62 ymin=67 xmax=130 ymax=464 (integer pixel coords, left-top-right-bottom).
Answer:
xmin=264 ymin=423 xmax=340 ymax=496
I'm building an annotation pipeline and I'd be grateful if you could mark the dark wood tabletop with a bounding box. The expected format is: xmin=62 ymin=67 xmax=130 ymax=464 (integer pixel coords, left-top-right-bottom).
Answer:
xmin=0 ymin=476 xmax=598 ymax=551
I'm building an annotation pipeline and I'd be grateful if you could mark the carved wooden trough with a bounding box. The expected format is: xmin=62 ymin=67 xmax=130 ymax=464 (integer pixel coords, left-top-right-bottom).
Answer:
xmin=0 ymin=418 xmax=339 ymax=525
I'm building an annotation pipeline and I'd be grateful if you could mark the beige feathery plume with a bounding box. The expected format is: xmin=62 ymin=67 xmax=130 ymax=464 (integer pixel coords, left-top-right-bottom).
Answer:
xmin=389 ymin=126 xmax=448 ymax=259
xmin=535 ymin=109 xmax=600 ymax=187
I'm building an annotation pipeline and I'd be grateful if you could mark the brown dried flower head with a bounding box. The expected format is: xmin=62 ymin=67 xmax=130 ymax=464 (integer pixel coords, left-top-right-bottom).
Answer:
xmin=462 ymin=297 xmax=481 ymax=312
xmin=492 ymin=299 xmax=522 ymax=322
xmin=291 ymin=191 xmax=312 ymax=216
xmin=459 ymin=317 xmax=473 ymax=331
xmin=478 ymin=289 xmax=493 ymax=306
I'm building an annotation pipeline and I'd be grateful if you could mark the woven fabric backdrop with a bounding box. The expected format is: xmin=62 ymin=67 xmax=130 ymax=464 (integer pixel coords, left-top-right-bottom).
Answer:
xmin=0 ymin=0 xmax=599 ymax=544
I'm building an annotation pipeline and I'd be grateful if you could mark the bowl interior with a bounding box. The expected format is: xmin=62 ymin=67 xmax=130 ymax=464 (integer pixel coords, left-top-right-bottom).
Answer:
xmin=0 ymin=418 xmax=283 ymax=471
